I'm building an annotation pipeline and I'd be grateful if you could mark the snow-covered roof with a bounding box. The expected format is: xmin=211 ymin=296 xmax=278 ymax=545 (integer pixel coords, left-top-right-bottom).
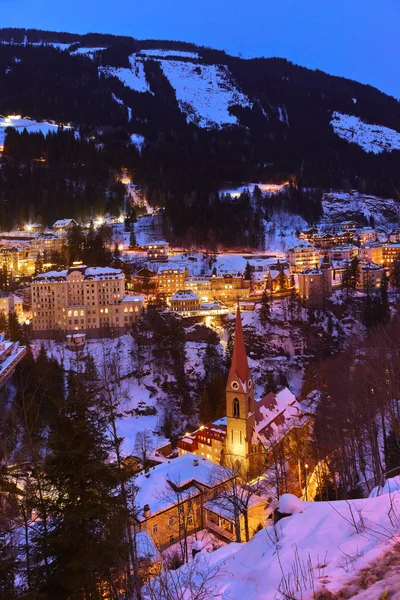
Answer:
xmin=53 ymin=218 xmax=77 ymax=228
xmin=254 ymin=387 xmax=305 ymax=445
xmin=35 ymin=233 xmax=59 ymax=241
xmin=288 ymin=241 xmax=315 ymax=251
xmin=360 ymin=262 xmax=384 ymax=271
xmin=146 ymin=240 xmax=169 ymax=247
xmin=33 ymin=266 xmax=124 ymax=282
xmin=171 ymin=289 xmax=199 ymax=301
xmin=122 ymin=295 xmax=143 ymax=303
xmin=133 ymin=453 xmax=234 ymax=521
xmin=298 ymin=268 xmax=323 ymax=276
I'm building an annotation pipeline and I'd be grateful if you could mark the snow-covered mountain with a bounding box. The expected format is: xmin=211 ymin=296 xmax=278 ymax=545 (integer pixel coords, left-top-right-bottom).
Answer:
xmin=1 ymin=28 xmax=400 ymax=221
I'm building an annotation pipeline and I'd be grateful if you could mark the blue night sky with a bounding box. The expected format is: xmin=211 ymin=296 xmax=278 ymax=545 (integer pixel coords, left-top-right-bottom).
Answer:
xmin=1 ymin=0 xmax=399 ymax=99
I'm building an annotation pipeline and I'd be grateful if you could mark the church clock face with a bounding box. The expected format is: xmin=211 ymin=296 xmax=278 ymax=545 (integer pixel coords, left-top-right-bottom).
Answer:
xmin=231 ymin=380 xmax=239 ymax=391
xmin=248 ymin=379 xmax=253 ymax=389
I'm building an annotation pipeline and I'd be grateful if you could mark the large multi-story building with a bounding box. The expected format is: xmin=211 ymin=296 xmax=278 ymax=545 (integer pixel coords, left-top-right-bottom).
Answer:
xmin=210 ymin=274 xmax=250 ymax=304
xmin=183 ymin=277 xmax=212 ymax=301
xmin=288 ymin=243 xmax=320 ymax=272
xmin=0 ymin=292 xmax=23 ymax=320
xmin=0 ymin=246 xmax=20 ymax=278
xmin=30 ymin=233 xmax=63 ymax=258
xmin=328 ymin=245 xmax=359 ymax=262
xmin=298 ymin=268 xmax=332 ymax=307
xmin=358 ymin=228 xmax=378 ymax=244
xmin=31 ymin=266 xmax=143 ymax=337
xmin=170 ymin=289 xmax=200 ymax=312
xmin=146 ymin=241 xmax=169 ymax=261
xmin=359 ymin=242 xmax=383 ymax=265
xmin=158 ymin=267 xmax=188 ymax=297
xmin=381 ymin=243 xmax=400 ymax=267
xmin=357 ymin=263 xmax=385 ymax=291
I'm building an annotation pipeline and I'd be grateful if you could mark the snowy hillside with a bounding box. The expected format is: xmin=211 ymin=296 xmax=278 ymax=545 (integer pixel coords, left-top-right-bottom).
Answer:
xmin=150 ymin=483 xmax=400 ymax=599
xmin=99 ymin=54 xmax=150 ymax=93
xmin=0 ymin=114 xmax=77 ymax=145
xmin=157 ymin=60 xmax=252 ymax=128
xmin=322 ymin=189 xmax=400 ymax=225
xmin=100 ymin=49 xmax=252 ymax=128
xmin=331 ymin=111 xmax=400 ymax=154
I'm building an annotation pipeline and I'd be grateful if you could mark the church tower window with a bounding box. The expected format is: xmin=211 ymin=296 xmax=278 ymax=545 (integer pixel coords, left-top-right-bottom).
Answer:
xmin=233 ymin=398 xmax=240 ymax=418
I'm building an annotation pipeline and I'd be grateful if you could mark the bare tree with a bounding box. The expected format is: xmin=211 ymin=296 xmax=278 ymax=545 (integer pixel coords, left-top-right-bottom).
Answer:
xmin=143 ymin=553 xmax=223 ymax=600
xmin=134 ymin=430 xmax=154 ymax=470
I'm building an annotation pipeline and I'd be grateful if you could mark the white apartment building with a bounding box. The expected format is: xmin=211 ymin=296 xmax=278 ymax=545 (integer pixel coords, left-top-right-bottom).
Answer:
xmin=288 ymin=243 xmax=320 ymax=272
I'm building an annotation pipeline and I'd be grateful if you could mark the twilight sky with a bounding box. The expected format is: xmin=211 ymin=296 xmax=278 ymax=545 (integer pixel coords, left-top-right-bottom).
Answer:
xmin=1 ymin=0 xmax=399 ymax=98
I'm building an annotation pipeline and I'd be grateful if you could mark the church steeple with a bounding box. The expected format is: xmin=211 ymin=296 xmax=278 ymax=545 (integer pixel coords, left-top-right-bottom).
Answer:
xmin=227 ymin=306 xmax=252 ymax=392
xmin=225 ymin=307 xmax=255 ymax=470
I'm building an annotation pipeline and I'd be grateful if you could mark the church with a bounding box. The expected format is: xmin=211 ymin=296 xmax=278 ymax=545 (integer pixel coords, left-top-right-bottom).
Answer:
xmin=178 ymin=307 xmax=307 ymax=474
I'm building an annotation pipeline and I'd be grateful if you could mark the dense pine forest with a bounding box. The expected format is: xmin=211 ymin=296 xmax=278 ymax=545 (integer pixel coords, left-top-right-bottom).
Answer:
xmin=0 ymin=28 xmax=400 ymax=245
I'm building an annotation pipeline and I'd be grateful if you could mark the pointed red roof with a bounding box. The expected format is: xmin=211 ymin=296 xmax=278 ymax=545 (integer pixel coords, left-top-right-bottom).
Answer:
xmin=228 ymin=307 xmax=251 ymax=385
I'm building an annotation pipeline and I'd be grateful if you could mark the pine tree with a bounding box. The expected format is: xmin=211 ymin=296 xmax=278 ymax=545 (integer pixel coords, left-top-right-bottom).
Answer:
xmin=0 ymin=311 xmax=7 ymax=333
xmin=278 ymin=264 xmax=287 ymax=292
xmin=113 ymin=242 xmax=121 ymax=258
xmin=379 ymin=271 xmax=390 ymax=323
xmin=34 ymin=252 xmax=44 ymax=276
xmin=129 ymin=224 xmax=136 ymax=249
xmin=7 ymin=313 xmax=20 ymax=342
xmin=244 ymin=261 xmax=253 ymax=282
xmin=41 ymin=357 xmax=127 ymax=599
xmin=259 ymin=289 xmax=271 ymax=327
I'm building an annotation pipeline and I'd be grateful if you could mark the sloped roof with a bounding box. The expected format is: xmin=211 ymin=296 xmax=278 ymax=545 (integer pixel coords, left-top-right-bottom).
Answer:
xmin=227 ymin=307 xmax=251 ymax=387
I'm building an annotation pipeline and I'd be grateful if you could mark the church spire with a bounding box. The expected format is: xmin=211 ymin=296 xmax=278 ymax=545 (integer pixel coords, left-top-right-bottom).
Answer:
xmin=228 ymin=306 xmax=251 ymax=386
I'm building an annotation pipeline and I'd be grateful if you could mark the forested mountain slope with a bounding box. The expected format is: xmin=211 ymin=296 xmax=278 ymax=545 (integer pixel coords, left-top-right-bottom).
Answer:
xmin=0 ymin=28 xmax=399 ymax=240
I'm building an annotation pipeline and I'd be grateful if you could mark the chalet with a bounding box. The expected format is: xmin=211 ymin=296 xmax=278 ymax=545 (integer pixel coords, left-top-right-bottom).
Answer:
xmin=52 ymin=218 xmax=78 ymax=231
xmin=132 ymin=454 xmax=235 ymax=549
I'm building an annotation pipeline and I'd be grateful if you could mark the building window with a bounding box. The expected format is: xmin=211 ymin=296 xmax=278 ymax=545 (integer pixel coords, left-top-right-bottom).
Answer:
xmin=168 ymin=516 xmax=174 ymax=526
xmin=169 ymin=535 xmax=174 ymax=543
xmin=233 ymin=398 xmax=240 ymax=418
xmin=152 ymin=524 xmax=158 ymax=534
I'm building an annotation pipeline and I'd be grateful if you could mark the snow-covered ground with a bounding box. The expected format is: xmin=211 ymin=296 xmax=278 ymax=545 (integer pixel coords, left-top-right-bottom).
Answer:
xmin=99 ymin=54 xmax=150 ymax=93
xmin=0 ymin=115 xmax=77 ymax=146
xmin=331 ymin=111 xmax=400 ymax=154
xmin=152 ymin=484 xmax=400 ymax=599
xmin=322 ymin=189 xmax=400 ymax=226
xmin=32 ymin=336 xmax=166 ymax=457
xmin=139 ymin=49 xmax=200 ymax=59
xmin=157 ymin=60 xmax=252 ymax=128
xmin=220 ymin=182 xmax=289 ymax=197
xmin=130 ymin=133 xmax=145 ymax=151
xmin=71 ymin=46 xmax=106 ymax=56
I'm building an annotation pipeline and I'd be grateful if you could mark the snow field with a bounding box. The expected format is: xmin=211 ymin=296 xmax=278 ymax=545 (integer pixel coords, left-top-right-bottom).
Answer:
xmin=0 ymin=115 xmax=77 ymax=146
xmin=331 ymin=111 xmax=400 ymax=154
xmin=165 ymin=488 xmax=400 ymax=599
xmin=157 ymin=59 xmax=252 ymax=128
